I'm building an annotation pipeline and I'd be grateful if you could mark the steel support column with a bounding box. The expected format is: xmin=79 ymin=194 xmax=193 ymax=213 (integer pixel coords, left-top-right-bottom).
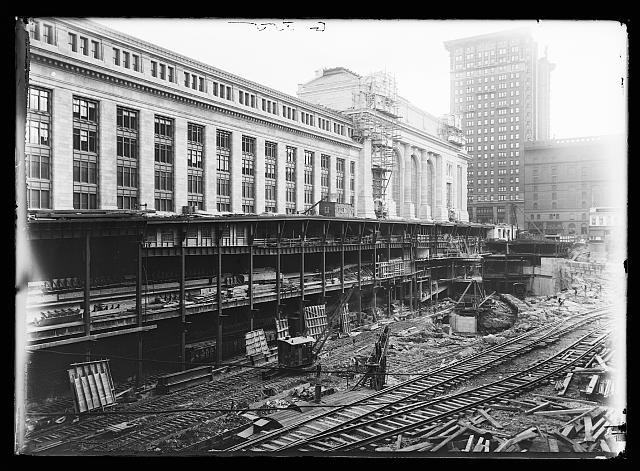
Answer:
xmin=179 ymin=227 xmax=186 ymax=371
xmin=340 ymin=222 xmax=345 ymax=293
xmin=357 ymin=224 xmax=362 ymax=325
xmin=83 ymin=232 xmax=91 ymax=337
xmin=216 ymin=229 xmax=223 ymax=367
xmin=276 ymin=222 xmax=282 ymax=320
xmin=136 ymin=236 xmax=143 ymax=387
xmin=299 ymin=221 xmax=307 ymax=334
xmin=249 ymin=245 xmax=254 ymax=330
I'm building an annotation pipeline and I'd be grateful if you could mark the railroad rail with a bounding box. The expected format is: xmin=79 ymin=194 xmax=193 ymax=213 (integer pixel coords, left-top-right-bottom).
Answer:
xmin=26 ymin=306 xmax=609 ymax=454
xmin=26 ymin=319 xmax=397 ymax=453
xmin=225 ymin=307 xmax=610 ymax=452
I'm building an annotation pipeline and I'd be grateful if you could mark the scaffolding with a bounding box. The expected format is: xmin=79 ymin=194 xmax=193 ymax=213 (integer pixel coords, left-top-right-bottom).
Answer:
xmin=350 ymin=71 xmax=401 ymax=218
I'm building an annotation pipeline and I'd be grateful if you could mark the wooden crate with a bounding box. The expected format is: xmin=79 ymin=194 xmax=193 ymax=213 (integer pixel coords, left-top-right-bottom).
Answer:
xmin=67 ymin=359 xmax=116 ymax=414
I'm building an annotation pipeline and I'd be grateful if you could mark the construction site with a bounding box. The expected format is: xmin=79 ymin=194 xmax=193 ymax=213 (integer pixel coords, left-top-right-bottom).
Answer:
xmin=15 ymin=19 xmax=625 ymax=457
xmin=16 ymin=211 xmax=626 ymax=456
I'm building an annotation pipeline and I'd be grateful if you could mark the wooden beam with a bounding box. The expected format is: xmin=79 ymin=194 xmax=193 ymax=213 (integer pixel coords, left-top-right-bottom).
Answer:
xmin=26 ymin=325 xmax=157 ymax=350
xmin=477 ymin=409 xmax=503 ymax=429
xmin=430 ymin=426 xmax=469 ymax=452
xmin=533 ymin=408 xmax=592 ymax=416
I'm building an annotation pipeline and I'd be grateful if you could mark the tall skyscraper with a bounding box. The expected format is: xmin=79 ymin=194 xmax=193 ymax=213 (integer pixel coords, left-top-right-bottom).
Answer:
xmin=444 ymin=28 xmax=554 ymax=227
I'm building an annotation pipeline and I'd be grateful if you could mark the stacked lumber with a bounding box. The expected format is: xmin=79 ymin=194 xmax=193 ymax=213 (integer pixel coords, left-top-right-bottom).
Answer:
xmin=491 ymin=395 xmax=621 ymax=454
xmin=551 ymin=346 xmax=615 ymax=399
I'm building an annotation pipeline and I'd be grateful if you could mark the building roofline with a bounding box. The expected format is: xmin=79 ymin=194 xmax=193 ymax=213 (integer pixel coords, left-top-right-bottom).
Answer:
xmin=523 ymin=134 xmax=626 ymax=148
xmin=53 ymin=18 xmax=351 ymax=123
xmin=444 ymin=27 xmax=533 ymax=51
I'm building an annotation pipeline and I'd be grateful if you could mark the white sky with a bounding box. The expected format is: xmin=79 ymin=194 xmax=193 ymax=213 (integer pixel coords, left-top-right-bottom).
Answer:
xmin=91 ymin=18 xmax=627 ymax=140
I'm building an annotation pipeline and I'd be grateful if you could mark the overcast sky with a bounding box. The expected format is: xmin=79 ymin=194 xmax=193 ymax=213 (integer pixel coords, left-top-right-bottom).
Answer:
xmin=92 ymin=18 xmax=627 ymax=140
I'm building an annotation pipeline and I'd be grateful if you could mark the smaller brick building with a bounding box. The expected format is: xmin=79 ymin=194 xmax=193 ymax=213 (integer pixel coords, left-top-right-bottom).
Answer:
xmin=523 ymin=135 xmax=625 ymax=237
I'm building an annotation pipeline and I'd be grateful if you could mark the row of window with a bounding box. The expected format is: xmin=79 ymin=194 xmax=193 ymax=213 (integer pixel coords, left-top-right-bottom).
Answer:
xmin=30 ymin=20 xmax=351 ymax=139
xmin=26 ymin=87 xmax=356 ymax=211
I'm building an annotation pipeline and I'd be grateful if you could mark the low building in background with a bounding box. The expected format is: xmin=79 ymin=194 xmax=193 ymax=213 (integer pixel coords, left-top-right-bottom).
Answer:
xmin=523 ymin=135 xmax=625 ymax=239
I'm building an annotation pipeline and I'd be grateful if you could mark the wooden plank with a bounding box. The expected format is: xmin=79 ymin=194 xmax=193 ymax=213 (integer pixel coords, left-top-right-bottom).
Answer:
xmin=477 ymin=409 xmax=503 ymax=429
xmin=584 ymin=374 xmax=600 ymax=395
xmin=73 ymin=377 xmax=87 ymax=413
xmin=594 ymin=355 xmax=609 ymax=370
xmin=552 ymin=431 xmax=587 ymax=452
xmin=533 ymin=408 xmax=592 ymax=416
xmin=422 ymin=419 xmax=457 ymax=439
xmin=558 ymin=372 xmax=574 ymax=396
xmin=464 ymin=422 xmax=511 ymax=438
xmin=530 ymin=394 xmax=602 ymax=406
xmin=489 ymin=404 xmax=521 ymax=412
xmin=563 ymin=406 xmax=602 ymax=427
xmin=484 ymin=440 xmax=490 ymax=452
xmin=526 ymin=401 xmax=551 ymax=414
xmin=396 ymin=434 xmax=403 ymax=449
xmin=463 ymin=434 xmax=475 ymax=452
xmin=80 ymin=376 xmax=95 ymax=411
xmin=599 ymin=440 xmax=610 ymax=452
xmin=397 ymin=440 xmax=435 ymax=452
xmin=430 ymin=426 xmax=469 ymax=452
xmin=548 ymin=437 xmax=559 ymax=452
xmin=86 ymin=374 xmax=101 ymax=408
xmin=561 ymin=425 xmax=574 ymax=437
xmin=100 ymin=372 xmax=114 ymax=404
xmin=472 ymin=437 xmax=485 ymax=452
xmin=583 ymin=416 xmax=594 ymax=442
xmin=92 ymin=373 xmax=107 ymax=406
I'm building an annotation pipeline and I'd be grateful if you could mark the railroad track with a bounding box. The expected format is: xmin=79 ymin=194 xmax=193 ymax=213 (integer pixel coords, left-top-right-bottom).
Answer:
xmin=26 ymin=306 xmax=609 ymax=454
xmin=225 ymin=307 xmax=610 ymax=452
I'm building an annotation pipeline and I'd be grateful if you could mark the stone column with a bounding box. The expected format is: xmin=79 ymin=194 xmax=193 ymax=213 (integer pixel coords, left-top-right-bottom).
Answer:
xmin=174 ymin=117 xmax=188 ymax=212
xmin=328 ymin=154 xmax=337 ymax=198
xmin=204 ymin=124 xmax=217 ymax=213
xmin=254 ymin=136 xmax=266 ymax=214
xmin=52 ymin=87 xmax=73 ymax=209
xmin=419 ymin=149 xmax=432 ymax=220
xmin=433 ymin=153 xmax=447 ymax=221
xmin=230 ymin=131 xmax=243 ymax=213
xmin=413 ymin=147 xmax=421 ymax=217
xmin=276 ymin=142 xmax=287 ymax=214
xmin=392 ymin=146 xmax=404 ymax=219
xmin=312 ymin=148 xmax=322 ymax=214
xmin=296 ymin=146 xmax=305 ymax=213
xmin=459 ymin=161 xmax=470 ymax=222
xmin=403 ymin=143 xmax=415 ymax=218
xmin=138 ymin=108 xmax=155 ymax=211
xmin=99 ymin=100 xmax=117 ymax=209
xmin=358 ymin=139 xmax=375 ymax=218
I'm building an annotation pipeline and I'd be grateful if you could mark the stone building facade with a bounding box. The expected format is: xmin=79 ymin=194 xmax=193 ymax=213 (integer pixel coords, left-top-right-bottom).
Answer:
xmin=297 ymin=67 xmax=470 ymax=222
xmin=23 ymin=18 xmax=468 ymax=223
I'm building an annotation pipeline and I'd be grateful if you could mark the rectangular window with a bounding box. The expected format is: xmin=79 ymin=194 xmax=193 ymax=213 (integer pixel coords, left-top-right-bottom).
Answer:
xmin=80 ymin=37 xmax=88 ymax=55
xmin=91 ymin=40 xmax=100 ymax=59
xmin=123 ymin=51 xmax=130 ymax=68
xmin=28 ymin=88 xmax=50 ymax=113
xmin=159 ymin=63 xmax=166 ymax=80
xmin=43 ymin=24 xmax=54 ymax=45
xmin=151 ymin=61 xmax=157 ymax=77
xmin=132 ymin=54 xmax=140 ymax=72
xmin=72 ymin=97 xmax=98 ymax=122
xmin=113 ymin=47 xmax=120 ymax=65
xmin=168 ymin=66 xmax=174 ymax=82
xmin=69 ymin=33 xmax=77 ymax=52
